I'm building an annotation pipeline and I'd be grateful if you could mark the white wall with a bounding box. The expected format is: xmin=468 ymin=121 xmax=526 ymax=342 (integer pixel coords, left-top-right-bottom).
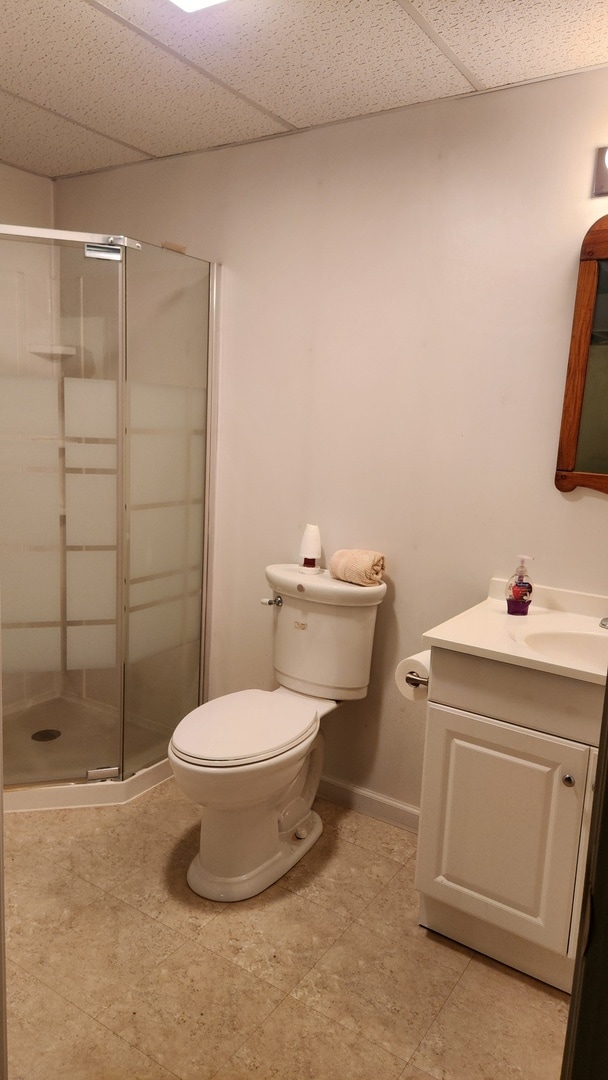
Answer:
xmin=0 ymin=163 xmax=53 ymax=227
xmin=53 ymin=67 xmax=608 ymax=822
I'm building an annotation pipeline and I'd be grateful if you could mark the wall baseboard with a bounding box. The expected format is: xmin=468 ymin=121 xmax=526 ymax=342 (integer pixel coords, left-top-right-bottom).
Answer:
xmin=318 ymin=773 xmax=419 ymax=834
xmin=4 ymin=760 xmax=420 ymax=836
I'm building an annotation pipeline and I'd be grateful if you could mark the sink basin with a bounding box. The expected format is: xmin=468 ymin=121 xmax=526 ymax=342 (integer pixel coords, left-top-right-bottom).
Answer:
xmin=423 ymin=579 xmax=608 ymax=685
xmin=518 ymin=628 xmax=608 ymax=671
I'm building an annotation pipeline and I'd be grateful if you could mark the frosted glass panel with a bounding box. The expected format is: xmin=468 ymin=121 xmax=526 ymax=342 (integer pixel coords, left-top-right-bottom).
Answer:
xmin=187 ymin=388 xmax=206 ymax=428
xmin=0 ymin=472 xmax=59 ymax=546
xmin=130 ymin=506 xmax=187 ymax=577
xmin=65 ymin=474 xmax=116 ymax=546
xmin=130 ymin=433 xmax=188 ymax=504
xmin=67 ymin=625 xmax=116 ymax=669
xmin=130 ymin=573 xmax=183 ymax=607
xmin=188 ymin=569 xmax=202 ymax=592
xmin=186 ymin=594 xmax=202 ymax=642
xmin=130 ymin=383 xmax=188 ymax=428
xmin=3 ymin=627 xmax=61 ymax=673
xmin=66 ymin=551 xmax=116 ymax=621
xmin=0 ymin=271 xmax=19 ymax=371
xmin=0 ymin=377 xmax=59 ymax=436
xmin=0 ymin=550 xmax=61 ymax=622
xmin=64 ymin=442 xmax=116 ymax=469
xmin=123 ymin=240 xmax=209 ymax=780
xmin=25 ymin=272 xmax=56 ymax=364
xmin=61 ymin=315 xmax=106 ymax=373
xmin=129 ymin=600 xmax=182 ymax=663
xmin=126 ymin=248 xmax=209 ymax=389
xmin=0 ymin=439 xmax=57 ymax=468
xmin=64 ymin=378 xmax=116 ymax=439
xmin=189 ymin=433 xmax=205 ymax=497
xmin=187 ymin=511 xmax=204 ymax=567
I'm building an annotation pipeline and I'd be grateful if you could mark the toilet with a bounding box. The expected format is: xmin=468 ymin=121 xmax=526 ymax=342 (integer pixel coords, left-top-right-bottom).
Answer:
xmin=168 ymin=563 xmax=386 ymax=901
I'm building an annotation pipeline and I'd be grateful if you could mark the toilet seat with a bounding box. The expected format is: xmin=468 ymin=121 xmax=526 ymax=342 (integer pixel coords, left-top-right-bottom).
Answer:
xmin=170 ymin=689 xmax=319 ymax=767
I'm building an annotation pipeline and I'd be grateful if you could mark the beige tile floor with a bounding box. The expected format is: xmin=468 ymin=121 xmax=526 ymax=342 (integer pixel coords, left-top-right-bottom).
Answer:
xmin=3 ymin=780 xmax=569 ymax=1079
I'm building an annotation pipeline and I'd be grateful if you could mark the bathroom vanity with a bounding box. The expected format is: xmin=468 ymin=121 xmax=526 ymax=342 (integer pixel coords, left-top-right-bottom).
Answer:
xmin=416 ymin=579 xmax=608 ymax=991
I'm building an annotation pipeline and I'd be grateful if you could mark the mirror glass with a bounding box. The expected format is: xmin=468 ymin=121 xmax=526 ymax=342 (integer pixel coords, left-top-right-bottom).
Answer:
xmin=556 ymin=216 xmax=608 ymax=494
xmin=575 ymin=260 xmax=608 ymax=472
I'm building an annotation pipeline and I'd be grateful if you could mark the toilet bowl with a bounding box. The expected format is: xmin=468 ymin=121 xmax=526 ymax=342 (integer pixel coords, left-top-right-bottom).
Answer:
xmin=169 ymin=686 xmax=337 ymax=901
xmin=169 ymin=563 xmax=386 ymax=902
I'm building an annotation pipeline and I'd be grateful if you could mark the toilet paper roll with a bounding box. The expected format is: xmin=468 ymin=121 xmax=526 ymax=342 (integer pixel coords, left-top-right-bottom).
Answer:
xmin=395 ymin=651 xmax=431 ymax=702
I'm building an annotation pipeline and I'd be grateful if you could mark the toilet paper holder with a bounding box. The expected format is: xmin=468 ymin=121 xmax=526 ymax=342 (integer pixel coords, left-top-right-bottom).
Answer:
xmin=405 ymin=670 xmax=429 ymax=689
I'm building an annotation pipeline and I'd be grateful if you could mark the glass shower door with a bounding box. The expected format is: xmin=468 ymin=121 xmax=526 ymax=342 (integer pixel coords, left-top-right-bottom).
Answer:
xmin=0 ymin=234 xmax=123 ymax=785
xmin=123 ymin=241 xmax=210 ymax=778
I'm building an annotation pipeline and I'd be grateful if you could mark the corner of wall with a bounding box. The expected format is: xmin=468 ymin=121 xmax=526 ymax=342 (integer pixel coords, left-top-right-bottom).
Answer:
xmin=0 ymin=162 xmax=54 ymax=228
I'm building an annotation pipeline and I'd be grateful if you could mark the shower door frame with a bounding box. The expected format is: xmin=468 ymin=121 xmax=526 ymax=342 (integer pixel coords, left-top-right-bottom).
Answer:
xmin=199 ymin=260 xmax=219 ymax=709
xmin=0 ymin=224 xmax=217 ymax=790
xmin=0 ymin=225 xmax=133 ymax=785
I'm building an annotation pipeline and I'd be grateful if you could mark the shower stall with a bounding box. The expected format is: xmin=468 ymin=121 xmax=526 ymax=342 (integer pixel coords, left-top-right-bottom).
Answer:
xmin=0 ymin=224 xmax=213 ymax=793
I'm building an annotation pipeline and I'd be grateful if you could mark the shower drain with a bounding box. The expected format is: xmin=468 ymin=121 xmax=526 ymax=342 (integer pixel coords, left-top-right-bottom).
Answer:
xmin=31 ymin=729 xmax=62 ymax=742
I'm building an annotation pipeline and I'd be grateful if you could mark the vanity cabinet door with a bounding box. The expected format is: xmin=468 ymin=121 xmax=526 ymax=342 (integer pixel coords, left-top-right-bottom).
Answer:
xmin=416 ymin=703 xmax=590 ymax=955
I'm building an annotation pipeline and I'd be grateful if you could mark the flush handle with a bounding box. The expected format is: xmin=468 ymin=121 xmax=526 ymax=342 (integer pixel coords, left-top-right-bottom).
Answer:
xmin=260 ymin=595 xmax=283 ymax=607
xmin=562 ymin=774 xmax=576 ymax=788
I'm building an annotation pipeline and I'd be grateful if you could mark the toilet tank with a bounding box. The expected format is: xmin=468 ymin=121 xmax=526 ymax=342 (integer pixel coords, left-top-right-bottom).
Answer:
xmin=265 ymin=564 xmax=387 ymax=701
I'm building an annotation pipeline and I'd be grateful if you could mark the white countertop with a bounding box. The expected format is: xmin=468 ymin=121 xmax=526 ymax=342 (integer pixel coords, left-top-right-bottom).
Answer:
xmin=422 ymin=578 xmax=608 ymax=685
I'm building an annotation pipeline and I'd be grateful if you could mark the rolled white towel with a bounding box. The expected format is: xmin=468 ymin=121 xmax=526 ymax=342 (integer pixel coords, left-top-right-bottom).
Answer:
xmin=329 ymin=549 xmax=386 ymax=587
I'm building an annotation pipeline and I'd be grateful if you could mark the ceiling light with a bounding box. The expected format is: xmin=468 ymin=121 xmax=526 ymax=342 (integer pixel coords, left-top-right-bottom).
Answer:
xmin=167 ymin=0 xmax=229 ymax=10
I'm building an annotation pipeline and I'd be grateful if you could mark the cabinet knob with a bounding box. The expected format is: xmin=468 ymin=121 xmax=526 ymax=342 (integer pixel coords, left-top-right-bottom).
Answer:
xmin=562 ymin=774 xmax=576 ymax=787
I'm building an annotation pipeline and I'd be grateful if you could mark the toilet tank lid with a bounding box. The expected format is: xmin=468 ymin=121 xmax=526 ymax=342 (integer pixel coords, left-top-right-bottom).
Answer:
xmin=170 ymin=689 xmax=319 ymax=766
xmin=265 ymin=564 xmax=387 ymax=606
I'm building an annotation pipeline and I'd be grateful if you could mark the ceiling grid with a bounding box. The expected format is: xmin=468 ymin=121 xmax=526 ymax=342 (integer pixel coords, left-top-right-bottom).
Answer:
xmin=0 ymin=0 xmax=607 ymax=179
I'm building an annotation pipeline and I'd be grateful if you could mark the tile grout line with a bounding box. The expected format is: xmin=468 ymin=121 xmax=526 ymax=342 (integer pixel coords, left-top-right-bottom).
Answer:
xmin=403 ymin=950 xmax=475 ymax=1071
xmin=202 ymin=829 xmax=409 ymax=1075
xmin=5 ymin=792 xmax=430 ymax=1077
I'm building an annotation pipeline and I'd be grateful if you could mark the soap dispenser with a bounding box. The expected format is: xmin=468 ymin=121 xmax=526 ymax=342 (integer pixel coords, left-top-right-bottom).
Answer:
xmin=506 ymin=556 xmax=533 ymax=616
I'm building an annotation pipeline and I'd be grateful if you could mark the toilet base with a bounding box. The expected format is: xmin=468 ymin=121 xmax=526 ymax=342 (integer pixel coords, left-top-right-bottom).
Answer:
xmin=186 ymin=809 xmax=323 ymax=902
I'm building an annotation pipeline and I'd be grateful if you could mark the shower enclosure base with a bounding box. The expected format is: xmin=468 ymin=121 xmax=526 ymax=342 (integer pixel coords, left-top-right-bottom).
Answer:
xmin=4 ymin=756 xmax=172 ymax=813
xmin=4 ymin=696 xmax=119 ymax=787
xmin=3 ymin=694 xmax=172 ymax=799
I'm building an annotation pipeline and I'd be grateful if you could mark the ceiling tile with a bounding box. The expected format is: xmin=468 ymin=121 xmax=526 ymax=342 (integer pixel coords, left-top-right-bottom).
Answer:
xmin=0 ymin=91 xmax=148 ymax=177
xmin=2 ymin=0 xmax=608 ymax=180
xmin=413 ymin=0 xmax=608 ymax=86
xmin=0 ymin=1 xmax=288 ymax=158
xmin=96 ymin=0 xmax=474 ymax=126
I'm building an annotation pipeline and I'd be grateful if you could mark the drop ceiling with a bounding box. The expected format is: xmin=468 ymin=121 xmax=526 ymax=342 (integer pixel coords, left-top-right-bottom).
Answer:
xmin=1 ymin=0 xmax=608 ymax=180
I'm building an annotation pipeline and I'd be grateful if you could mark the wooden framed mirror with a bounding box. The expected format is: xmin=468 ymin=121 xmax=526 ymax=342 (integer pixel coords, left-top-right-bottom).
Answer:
xmin=556 ymin=215 xmax=608 ymax=494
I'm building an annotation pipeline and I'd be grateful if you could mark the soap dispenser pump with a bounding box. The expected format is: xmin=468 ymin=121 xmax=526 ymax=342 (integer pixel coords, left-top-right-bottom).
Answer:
xmin=506 ymin=555 xmax=533 ymax=616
